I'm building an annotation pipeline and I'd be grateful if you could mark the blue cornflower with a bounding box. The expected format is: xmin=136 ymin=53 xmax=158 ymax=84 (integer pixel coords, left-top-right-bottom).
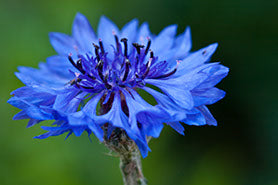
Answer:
xmin=8 ymin=13 xmax=228 ymax=158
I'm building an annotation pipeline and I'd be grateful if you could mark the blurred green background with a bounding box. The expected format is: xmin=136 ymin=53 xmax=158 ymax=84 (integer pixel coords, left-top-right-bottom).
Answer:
xmin=0 ymin=0 xmax=277 ymax=184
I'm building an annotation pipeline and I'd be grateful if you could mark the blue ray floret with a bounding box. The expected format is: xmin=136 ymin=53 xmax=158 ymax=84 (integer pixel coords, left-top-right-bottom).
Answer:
xmin=8 ymin=13 xmax=229 ymax=158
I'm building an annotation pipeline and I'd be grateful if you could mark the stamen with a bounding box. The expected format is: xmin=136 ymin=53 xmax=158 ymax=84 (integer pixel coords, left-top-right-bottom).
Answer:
xmin=94 ymin=60 xmax=112 ymax=89
xmin=150 ymin=51 xmax=154 ymax=59
xmin=76 ymin=59 xmax=85 ymax=74
xmin=144 ymin=38 xmax=151 ymax=55
xmin=113 ymin=34 xmax=120 ymax=53
xmin=93 ymin=43 xmax=100 ymax=61
xmin=120 ymin=38 xmax=128 ymax=58
xmin=122 ymin=59 xmax=131 ymax=82
xmin=105 ymin=83 xmax=112 ymax=89
xmin=153 ymin=68 xmax=177 ymax=79
xmin=88 ymin=74 xmax=96 ymax=80
xmin=142 ymin=58 xmax=152 ymax=79
xmin=68 ymin=55 xmax=76 ymax=67
xmin=99 ymin=39 xmax=105 ymax=54
xmin=132 ymin=43 xmax=144 ymax=54
xmin=69 ymin=78 xmax=81 ymax=85
xmin=68 ymin=55 xmax=85 ymax=74
xmin=96 ymin=60 xmax=104 ymax=81
xmin=79 ymin=85 xmax=94 ymax=89
xmin=152 ymin=61 xmax=180 ymax=79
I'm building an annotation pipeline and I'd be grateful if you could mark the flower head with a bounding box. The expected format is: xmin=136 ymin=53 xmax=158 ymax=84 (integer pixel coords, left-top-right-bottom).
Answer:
xmin=8 ymin=13 xmax=228 ymax=157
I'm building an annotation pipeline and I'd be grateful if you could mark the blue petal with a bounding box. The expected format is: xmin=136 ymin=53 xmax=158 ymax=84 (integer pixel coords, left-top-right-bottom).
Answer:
xmin=68 ymin=111 xmax=88 ymax=126
xmin=137 ymin=22 xmax=152 ymax=45
xmin=137 ymin=113 xmax=164 ymax=138
xmin=11 ymin=87 xmax=56 ymax=103
xmin=122 ymin=89 xmax=166 ymax=136
xmin=53 ymin=89 xmax=87 ymax=113
xmin=192 ymin=87 xmax=226 ymax=106
xmin=49 ymin=32 xmax=77 ymax=56
xmin=195 ymin=65 xmax=229 ymax=89
xmin=68 ymin=98 xmax=104 ymax=141
xmin=166 ymin=122 xmax=185 ymax=135
xmin=182 ymin=110 xmax=206 ymax=126
xmin=177 ymin=43 xmax=218 ymax=74
xmin=122 ymin=89 xmax=169 ymax=140
xmin=46 ymin=55 xmax=75 ymax=79
xmin=72 ymin=13 xmax=97 ymax=52
xmin=145 ymin=78 xmax=194 ymax=110
xmin=88 ymin=123 xmax=104 ymax=141
xmin=120 ymin=19 xmax=139 ymax=54
xmin=135 ymin=139 xmax=151 ymax=158
xmin=152 ymin=25 xmax=177 ymax=53
xmin=98 ymin=91 xmax=146 ymax=145
xmin=34 ymin=125 xmax=70 ymax=139
xmin=151 ymin=25 xmax=177 ymax=61
xmin=13 ymin=111 xmax=29 ymax=120
xmin=16 ymin=64 xmax=68 ymax=87
xmin=197 ymin=105 xmax=217 ymax=126
xmin=174 ymin=26 xmax=192 ymax=59
xmin=25 ymin=105 xmax=53 ymax=120
xmin=72 ymin=126 xmax=86 ymax=137
xmin=142 ymin=87 xmax=188 ymax=121
xmin=81 ymin=93 xmax=103 ymax=119
xmin=8 ymin=97 xmax=53 ymax=120
xmin=98 ymin=92 xmax=129 ymax=129
xmin=27 ymin=119 xmax=42 ymax=128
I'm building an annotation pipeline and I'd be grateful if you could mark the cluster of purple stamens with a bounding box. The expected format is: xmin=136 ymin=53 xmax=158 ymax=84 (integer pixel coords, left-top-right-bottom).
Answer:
xmin=67 ymin=34 xmax=178 ymax=93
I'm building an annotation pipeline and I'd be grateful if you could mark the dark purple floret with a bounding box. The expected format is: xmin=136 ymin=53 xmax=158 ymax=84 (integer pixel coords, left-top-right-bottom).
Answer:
xmin=66 ymin=36 xmax=177 ymax=94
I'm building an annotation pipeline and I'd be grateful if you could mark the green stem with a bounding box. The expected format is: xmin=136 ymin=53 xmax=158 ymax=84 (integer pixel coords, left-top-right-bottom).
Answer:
xmin=119 ymin=149 xmax=147 ymax=185
xmin=103 ymin=128 xmax=147 ymax=185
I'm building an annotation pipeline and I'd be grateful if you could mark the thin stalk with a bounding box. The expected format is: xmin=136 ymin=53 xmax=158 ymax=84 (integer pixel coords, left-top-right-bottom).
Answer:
xmin=119 ymin=148 xmax=147 ymax=185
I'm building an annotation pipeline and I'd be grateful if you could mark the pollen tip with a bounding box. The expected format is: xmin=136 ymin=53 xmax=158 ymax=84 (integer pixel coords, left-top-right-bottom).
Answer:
xmin=74 ymin=72 xmax=80 ymax=77
xmin=93 ymin=43 xmax=99 ymax=49
xmin=120 ymin=38 xmax=128 ymax=42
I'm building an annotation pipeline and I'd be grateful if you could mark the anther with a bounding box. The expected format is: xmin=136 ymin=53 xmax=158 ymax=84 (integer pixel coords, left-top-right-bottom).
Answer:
xmin=76 ymin=59 xmax=85 ymax=74
xmin=69 ymin=78 xmax=81 ymax=85
xmin=79 ymin=85 xmax=95 ymax=90
xmin=120 ymin=38 xmax=128 ymax=58
xmin=95 ymin=60 xmax=104 ymax=81
xmin=150 ymin=51 xmax=154 ymax=59
xmin=132 ymin=43 xmax=144 ymax=54
xmin=113 ymin=33 xmax=120 ymax=53
xmin=99 ymin=39 xmax=105 ymax=54
xmin=93 ymin=43 xmax=100 ymax=61
xmin=68 ymin=55 xmax=76 ymax=67
xmin=68 ymin=55 xmax=85 ymax=74
xmin=122 ymin=59 xmax=131 ymax=82
xmin=142 ymin=58 xmax=152 ymax=79
xmin=152 ymin=65 xmax=178 ymax=79
xmin=144 ymin=38 xmax=151 ymax=55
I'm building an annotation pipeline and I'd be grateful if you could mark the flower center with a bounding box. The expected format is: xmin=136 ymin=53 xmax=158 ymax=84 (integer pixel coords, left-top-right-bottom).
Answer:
xmin=67 ymin=34 xmax=178 ymax=93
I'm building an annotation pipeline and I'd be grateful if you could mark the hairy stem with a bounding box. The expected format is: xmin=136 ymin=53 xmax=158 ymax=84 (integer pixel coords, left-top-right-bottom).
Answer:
xmin=103 ymin=128 xmax=147 ymax=185
xmin=119 ymin=148 xmax=147 ymax=185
